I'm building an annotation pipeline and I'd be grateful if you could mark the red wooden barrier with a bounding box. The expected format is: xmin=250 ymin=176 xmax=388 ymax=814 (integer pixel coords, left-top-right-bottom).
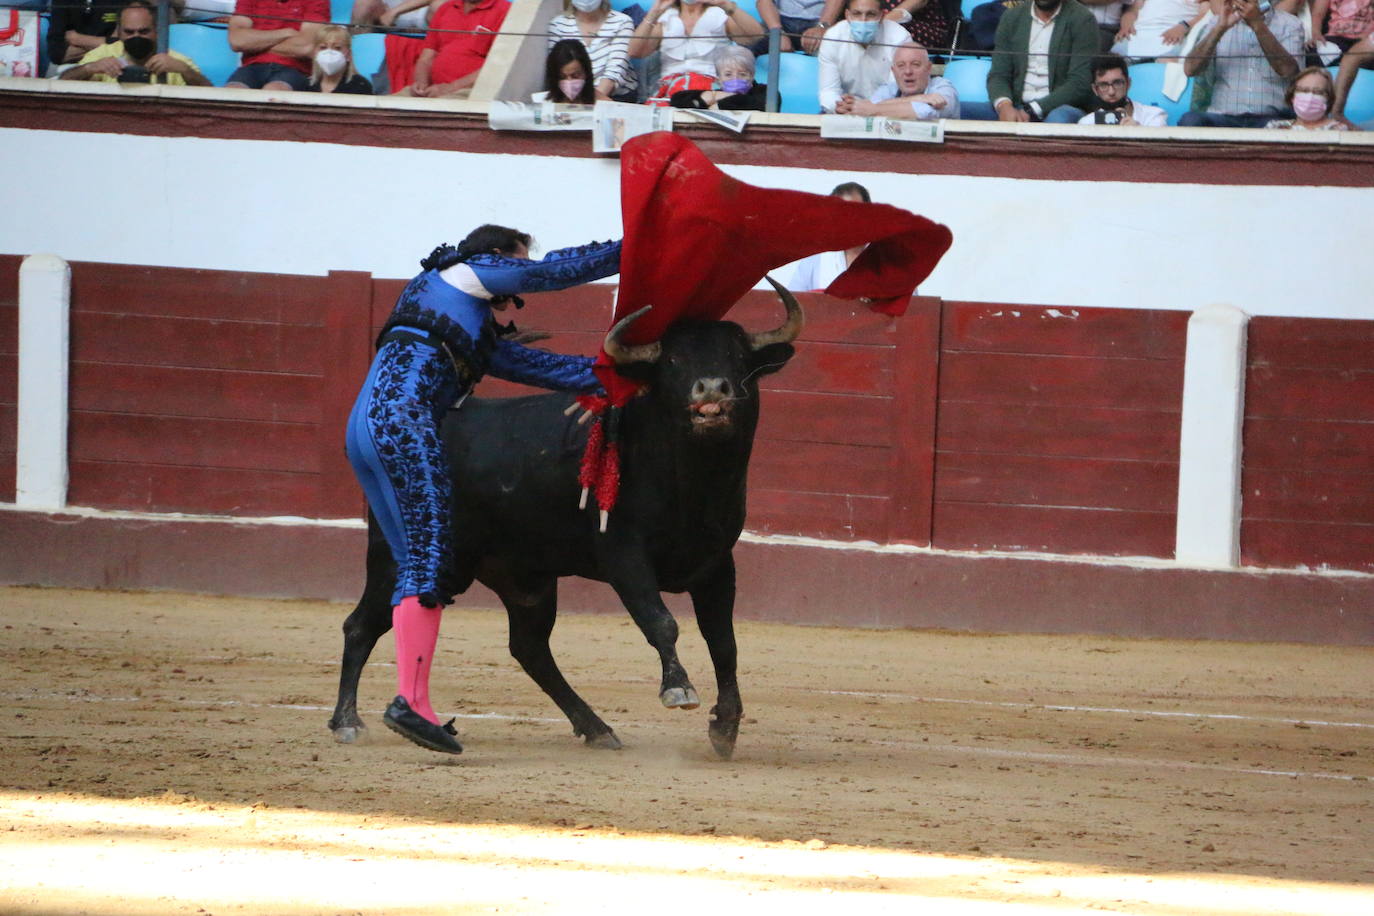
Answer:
xmin=1242 ymin=317 xmax=1374 ymax=572
xmin=0 ymin=254 xmax=18 ymax=503
xmin=65 ymin=262 xmax=346 ymax=516
xmin=11 ymin=261 xmax=1369 ymax=575
xmin=932 ymin=303 xmax=1188 ymax=558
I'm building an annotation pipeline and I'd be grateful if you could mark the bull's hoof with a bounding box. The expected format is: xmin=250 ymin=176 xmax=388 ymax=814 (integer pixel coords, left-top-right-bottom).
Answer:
xmin=584 ymin=730 xmax=623 ymax=750
xmin=332 ymin=725 xmax=366 ymax=745
xmin=660 ymin=686 xmax=700 ymax=710
xmin=708 ymin=709 xmax=740 ymax=760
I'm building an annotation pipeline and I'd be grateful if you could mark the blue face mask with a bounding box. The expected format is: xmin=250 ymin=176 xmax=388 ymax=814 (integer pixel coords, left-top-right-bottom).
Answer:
xmin=721 ymin=78 xmax=753 ymax=93
xmin=849 ymin=19 xmax=878 ymax=44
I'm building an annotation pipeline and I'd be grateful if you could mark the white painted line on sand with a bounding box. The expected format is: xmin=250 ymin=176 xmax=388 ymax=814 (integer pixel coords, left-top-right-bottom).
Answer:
xmin=807 ymin=688 xmax=1374 ymax=731
xmin=6 ymin=689 xmax=1367 ymax=784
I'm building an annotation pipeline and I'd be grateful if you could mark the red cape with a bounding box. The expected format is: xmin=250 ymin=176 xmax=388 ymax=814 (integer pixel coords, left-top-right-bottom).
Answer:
xmin=594 ymin=133 xmax=953 ymax=404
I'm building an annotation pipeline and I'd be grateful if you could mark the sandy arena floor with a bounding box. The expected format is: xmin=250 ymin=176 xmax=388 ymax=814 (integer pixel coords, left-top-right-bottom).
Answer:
xmin=0 ymin=585 xmax=1371 ymax=915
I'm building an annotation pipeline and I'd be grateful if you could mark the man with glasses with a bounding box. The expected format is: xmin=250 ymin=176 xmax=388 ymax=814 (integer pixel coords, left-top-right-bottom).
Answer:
xmin=1077 ymin=53 xmax=1166 ymax=124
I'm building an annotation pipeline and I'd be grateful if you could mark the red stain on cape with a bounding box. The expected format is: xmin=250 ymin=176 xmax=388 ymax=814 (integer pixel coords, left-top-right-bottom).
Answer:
xmin=594 ymin=132 xmax=954 ymax=405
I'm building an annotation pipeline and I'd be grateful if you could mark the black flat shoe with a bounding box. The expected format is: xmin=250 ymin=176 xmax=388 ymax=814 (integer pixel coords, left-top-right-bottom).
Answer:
xmin=383 ymin=695 xmax=462 ymax=755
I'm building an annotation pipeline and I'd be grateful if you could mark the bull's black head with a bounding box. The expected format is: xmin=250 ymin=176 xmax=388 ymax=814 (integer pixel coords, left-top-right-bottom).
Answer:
xmin=605 ymin=277 xmax=802 ymax=441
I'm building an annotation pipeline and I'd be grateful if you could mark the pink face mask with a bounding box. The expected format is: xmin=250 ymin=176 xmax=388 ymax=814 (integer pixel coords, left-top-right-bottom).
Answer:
xmin=558 ymin=78 xmax=586 ymax=100
xmin=1292 ymin=91 xmax=1328 ymax=121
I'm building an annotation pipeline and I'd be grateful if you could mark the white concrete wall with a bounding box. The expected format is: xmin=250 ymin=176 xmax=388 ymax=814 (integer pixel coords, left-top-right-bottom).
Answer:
xmin=1 ymin=127 xmax=1371 ymax=319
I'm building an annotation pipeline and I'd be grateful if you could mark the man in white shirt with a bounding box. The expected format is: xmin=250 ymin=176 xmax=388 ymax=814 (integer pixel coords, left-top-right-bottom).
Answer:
xmin=1077 ymin=53 xmax=1168 ymax=124
xmin=788 ymin=181 xmax=871 ymax=291
xmin=839 ymin=41 xmax=960 ymax=120
xmin=817 ymin=0 xmax=912 ymax=112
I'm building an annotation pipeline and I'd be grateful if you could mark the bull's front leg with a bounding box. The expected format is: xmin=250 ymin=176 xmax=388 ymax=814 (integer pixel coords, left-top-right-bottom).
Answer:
xmin=689 ymin=553 xmax=741 ymax=759
xmin=606 ymin=562 xmax=699 ymax=711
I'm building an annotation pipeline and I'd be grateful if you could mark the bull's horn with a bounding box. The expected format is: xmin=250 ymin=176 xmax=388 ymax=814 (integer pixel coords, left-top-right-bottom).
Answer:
xmin=746 ymin=276 xmax=805 ymax=351
xmin=603 ymin=305 xmax=662 ymax=364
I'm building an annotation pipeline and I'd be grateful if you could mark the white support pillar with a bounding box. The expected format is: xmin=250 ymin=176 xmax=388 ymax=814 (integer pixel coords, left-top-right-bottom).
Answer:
xmin=16 ymin=254 xmax=72 ymax=510
xmin=1175 ymin=303 xmax=1249 ymax=567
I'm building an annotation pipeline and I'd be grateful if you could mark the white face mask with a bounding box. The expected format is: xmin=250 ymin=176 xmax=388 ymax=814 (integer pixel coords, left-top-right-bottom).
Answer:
xmin=316 ymin=48 xmax=347 ymax=76
xmin=571 ymin=0 xmax=602 ymax=11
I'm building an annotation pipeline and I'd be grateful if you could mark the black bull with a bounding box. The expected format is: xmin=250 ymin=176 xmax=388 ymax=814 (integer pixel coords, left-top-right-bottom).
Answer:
xmin=328 ymin=280 xmax=803 ymax=759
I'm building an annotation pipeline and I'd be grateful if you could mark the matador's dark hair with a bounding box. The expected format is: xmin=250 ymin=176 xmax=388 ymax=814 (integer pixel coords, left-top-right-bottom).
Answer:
xmin=421 ymin=224 xmax=533 ymax=271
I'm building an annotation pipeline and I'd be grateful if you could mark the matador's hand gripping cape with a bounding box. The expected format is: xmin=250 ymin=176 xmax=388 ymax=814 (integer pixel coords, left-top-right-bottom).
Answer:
xmin=578 ymin=132 xmax=954 ymax=528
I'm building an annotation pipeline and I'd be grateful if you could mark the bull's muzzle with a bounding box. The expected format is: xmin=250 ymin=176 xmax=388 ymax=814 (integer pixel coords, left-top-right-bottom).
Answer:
xmin=690 ymin=377 xmax=735 ymax=429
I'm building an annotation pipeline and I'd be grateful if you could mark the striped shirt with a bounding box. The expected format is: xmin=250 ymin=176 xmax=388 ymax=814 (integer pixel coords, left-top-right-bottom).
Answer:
xmin=547 ymin=10 xmax=638 ymax=96
xmin=1207 ymin=10 xmax=1302 ymax=116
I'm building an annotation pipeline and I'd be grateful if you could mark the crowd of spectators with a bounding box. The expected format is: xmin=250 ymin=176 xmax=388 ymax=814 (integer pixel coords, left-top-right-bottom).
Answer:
xmin=12 ymin=0 xmax=1372 ymax=129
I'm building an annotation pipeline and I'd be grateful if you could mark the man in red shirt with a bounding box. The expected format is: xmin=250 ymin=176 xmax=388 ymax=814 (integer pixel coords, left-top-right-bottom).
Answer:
xmin=227 ymin=0 xmax=331 ymax=90
xmin=397 ymin=0 xmax=509 ymax=97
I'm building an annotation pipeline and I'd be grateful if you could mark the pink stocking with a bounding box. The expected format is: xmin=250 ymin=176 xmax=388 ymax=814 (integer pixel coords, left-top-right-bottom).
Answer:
xmin=393 ymin=596 xmax=442 ymax=724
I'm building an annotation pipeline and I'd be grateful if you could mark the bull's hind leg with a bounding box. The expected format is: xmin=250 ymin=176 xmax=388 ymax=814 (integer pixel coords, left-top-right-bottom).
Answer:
xmin=690 ymin=554 xmax=742 ymax=760
xmin=329 ymin=525 xmax=396 ymax=743
xmin=490 ymin=569 xmax=622 ymax=749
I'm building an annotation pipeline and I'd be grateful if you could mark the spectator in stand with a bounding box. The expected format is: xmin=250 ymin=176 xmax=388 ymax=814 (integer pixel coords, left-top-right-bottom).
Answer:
xmin=1332 ymin=34 xmax=1374 ymax=123
xmin=670 ymin=41 xmax=770 ymax=107
xmin=630 ymin=0 xmax=764 ymax=105
xmin=1080 ymin=0 xmax=1134 ymax=50
xmin=1113 ymin=0 xmax=1208 ymax=60
xmin=305 ymin=24 xmax=374 ymax=94
xmin=543 ymin=37 xmax=598 ymax=102
xmin=838 ymin=40 xmax=959 ymax=117
xmin=1180 ymin=0 xmax=1301 ymax=126
xmin=226 ymin=0 xmax=329 ymax=91
xmin=60 ymin=1 xmax=211 ymax=85
xmin=756 ymin=0 xmax=843 ymax=53
xmin=547 ymin=0 xmax=637 ymax=101
xmin=789 ymin=182 xmax=872 ymax=290
xmin=818 ymin=0 xmax=911 ymax=112
xmin=881 ymin=0 xmax=956 ymax=52
xmin=1077 ymin=52 xmax=1167 ymax=122
xmin=962 ymin=0 xmax=1098 ymax=121
xmin=398 ymin=0 xmax=510 ymax=97
xmin=351 ymin=0 xmax=444 ymax=32
xmin=47 ymin=0 xmax=120 ymax=74
xmin=1267 ymin=64 xmax=1352 ymax=127
xmin=1310 ymin=0 xmax=1374 ymax=57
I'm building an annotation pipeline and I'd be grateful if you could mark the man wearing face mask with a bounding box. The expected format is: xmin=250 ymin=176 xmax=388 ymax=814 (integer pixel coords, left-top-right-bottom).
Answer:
xmin=960 ymin=0 xmax=1098 ymax=123
xmin=818 ymin=0 xmax=912 ymax=113
xmin=61 ymin=1 xmax=211 ymax=86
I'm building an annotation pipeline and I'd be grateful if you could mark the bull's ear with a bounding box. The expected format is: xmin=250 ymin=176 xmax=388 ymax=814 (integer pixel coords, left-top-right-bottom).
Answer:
xmin=611 ymin=361 xmax=658 ymax=384
xmin=748 ymin=343 xmax=795 ymax=377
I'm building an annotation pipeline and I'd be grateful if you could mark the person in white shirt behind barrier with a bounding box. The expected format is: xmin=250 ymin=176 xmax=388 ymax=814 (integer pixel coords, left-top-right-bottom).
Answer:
xmin=837 ymin=39 xmax=959 ymax=119
xmin=788 ymin=182 xmax=872 ymax=291
xmin=1076 ymin=53 xmax=1167 ymax=124
xmin=818 ymin=0 xmax=913 ymax=112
